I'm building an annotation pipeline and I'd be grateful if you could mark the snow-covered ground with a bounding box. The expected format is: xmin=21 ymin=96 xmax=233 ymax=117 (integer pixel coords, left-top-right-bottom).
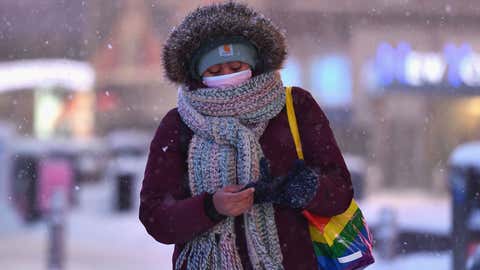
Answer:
xmin=360 ymin=190 xmax=451 ymax=234
xmin=370 ymin=252 xmax=451 ymax=270
xmin=0 ymin=181 xmax=452 ymax=270
xmin=0 ymin=180 xmax=174 ymax=270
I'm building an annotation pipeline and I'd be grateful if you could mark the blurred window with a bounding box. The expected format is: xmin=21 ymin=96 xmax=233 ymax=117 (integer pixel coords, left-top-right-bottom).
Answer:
xmin=310 ymin=54 xmax=352 ymax=107
xmin=280 ymin=57 xmax=302 ymax=87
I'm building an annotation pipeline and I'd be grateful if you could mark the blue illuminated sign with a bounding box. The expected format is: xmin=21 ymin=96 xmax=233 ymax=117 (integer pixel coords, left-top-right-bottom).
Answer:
xmin=371 ymin=42 xmax=480 ymax=93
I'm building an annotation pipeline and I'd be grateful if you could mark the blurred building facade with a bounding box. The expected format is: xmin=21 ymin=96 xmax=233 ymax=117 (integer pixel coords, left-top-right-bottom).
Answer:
xmin=266 ymin=0 xmax=480 ymax=191
xmin=1 ymin=0 xmax=479 ymax=191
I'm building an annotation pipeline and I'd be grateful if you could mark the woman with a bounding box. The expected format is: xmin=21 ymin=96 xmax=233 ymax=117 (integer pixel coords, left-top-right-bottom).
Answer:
xmin=139 ymin=2 xmax=353 ymax=270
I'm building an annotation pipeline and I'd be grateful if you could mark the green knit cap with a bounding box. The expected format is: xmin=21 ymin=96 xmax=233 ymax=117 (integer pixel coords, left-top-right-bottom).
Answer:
xmin=190 ymin=36 xmax=258 ymax=79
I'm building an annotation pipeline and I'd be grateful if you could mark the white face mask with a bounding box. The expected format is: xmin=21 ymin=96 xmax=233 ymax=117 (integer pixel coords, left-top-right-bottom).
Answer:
xmin=202 ymin=69 xmax=252 ymax=89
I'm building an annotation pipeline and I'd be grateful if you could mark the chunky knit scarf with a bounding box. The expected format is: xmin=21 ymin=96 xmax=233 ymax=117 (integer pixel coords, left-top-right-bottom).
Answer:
xmin=176 ymin=71 xmax=285 ymax=270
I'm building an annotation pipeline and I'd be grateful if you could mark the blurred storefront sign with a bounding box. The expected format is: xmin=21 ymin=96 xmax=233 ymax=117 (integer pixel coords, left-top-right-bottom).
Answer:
xmin=368 ymin=42 xmax=480 ymax=94
xmin=360 ymin=39 xmax=480 ymax=190
xmin=33 ymin=90 xmax=95 ymax=139
xmin=0 ymin=59 xmax=95 ymax=139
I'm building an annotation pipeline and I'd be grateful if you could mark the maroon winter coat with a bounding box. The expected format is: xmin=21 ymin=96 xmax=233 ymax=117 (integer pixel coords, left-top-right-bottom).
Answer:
xmin=139 ymin=87 xmax=353 ymax=269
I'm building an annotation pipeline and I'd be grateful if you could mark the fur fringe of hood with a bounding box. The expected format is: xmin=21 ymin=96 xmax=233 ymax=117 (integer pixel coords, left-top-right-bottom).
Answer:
xmin=162 ymin=1 xmax=287 ymax=84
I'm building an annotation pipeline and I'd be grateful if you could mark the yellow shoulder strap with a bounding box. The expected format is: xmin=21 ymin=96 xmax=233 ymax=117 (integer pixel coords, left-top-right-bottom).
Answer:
xmin=285 ymin=86 xmax=304 ymax=160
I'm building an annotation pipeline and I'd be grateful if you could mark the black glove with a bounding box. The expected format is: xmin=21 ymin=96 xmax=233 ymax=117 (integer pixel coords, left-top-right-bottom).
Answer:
xmin=274 ymin=159 xmax=319 ymax=209
xmin=244 ymin=158 xmax=318 ymax=209
xmin=243 ymin=158 xmax=287 ymax=204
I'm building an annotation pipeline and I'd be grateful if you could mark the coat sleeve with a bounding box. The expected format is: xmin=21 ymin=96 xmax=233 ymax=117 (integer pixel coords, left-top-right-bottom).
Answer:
xmin=293 ymin=87 xmax=354 ymax=217
xmin=139 ymin=108 xmax=219 ymax=244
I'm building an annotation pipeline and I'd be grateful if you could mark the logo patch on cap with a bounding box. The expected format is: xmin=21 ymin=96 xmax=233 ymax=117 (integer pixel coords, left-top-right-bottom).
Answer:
xmin=219 ymin=44 xmax=234 ymax=57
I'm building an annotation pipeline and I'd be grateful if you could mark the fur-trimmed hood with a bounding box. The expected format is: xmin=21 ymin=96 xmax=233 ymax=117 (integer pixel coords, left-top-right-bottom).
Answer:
xmin=162 ymin=2 xmax=287 ymax=84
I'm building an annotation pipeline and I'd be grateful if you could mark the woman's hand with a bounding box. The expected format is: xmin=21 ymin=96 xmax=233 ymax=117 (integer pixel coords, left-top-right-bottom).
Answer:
xmin=213 ymin=185 xmax=254 ymax=217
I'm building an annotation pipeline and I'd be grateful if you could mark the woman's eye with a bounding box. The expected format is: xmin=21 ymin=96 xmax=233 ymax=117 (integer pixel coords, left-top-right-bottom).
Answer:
xmin=229 ymin=63 xmax=241 ymax=70
xmin=208 ymin=67 xmax=221 ymax=74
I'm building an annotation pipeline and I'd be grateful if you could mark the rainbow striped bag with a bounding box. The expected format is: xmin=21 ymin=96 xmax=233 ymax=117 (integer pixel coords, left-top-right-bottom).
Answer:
xmin=285 ymin=87 xmax=375 ymax=270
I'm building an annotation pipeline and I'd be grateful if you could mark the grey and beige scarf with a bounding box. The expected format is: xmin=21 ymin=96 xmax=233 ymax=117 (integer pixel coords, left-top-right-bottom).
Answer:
xmin=176 ymin=71 xmax=286 ymax=270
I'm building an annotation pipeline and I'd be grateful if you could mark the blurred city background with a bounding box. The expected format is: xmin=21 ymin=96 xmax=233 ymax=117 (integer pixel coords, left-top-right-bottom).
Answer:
xmin=1 ymin=0 xmax=480 ymax=269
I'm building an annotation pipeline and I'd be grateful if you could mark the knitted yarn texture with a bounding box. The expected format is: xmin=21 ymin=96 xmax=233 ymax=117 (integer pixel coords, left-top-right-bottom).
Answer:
xmin=176 ymin=71 xmax=285 ymax=270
